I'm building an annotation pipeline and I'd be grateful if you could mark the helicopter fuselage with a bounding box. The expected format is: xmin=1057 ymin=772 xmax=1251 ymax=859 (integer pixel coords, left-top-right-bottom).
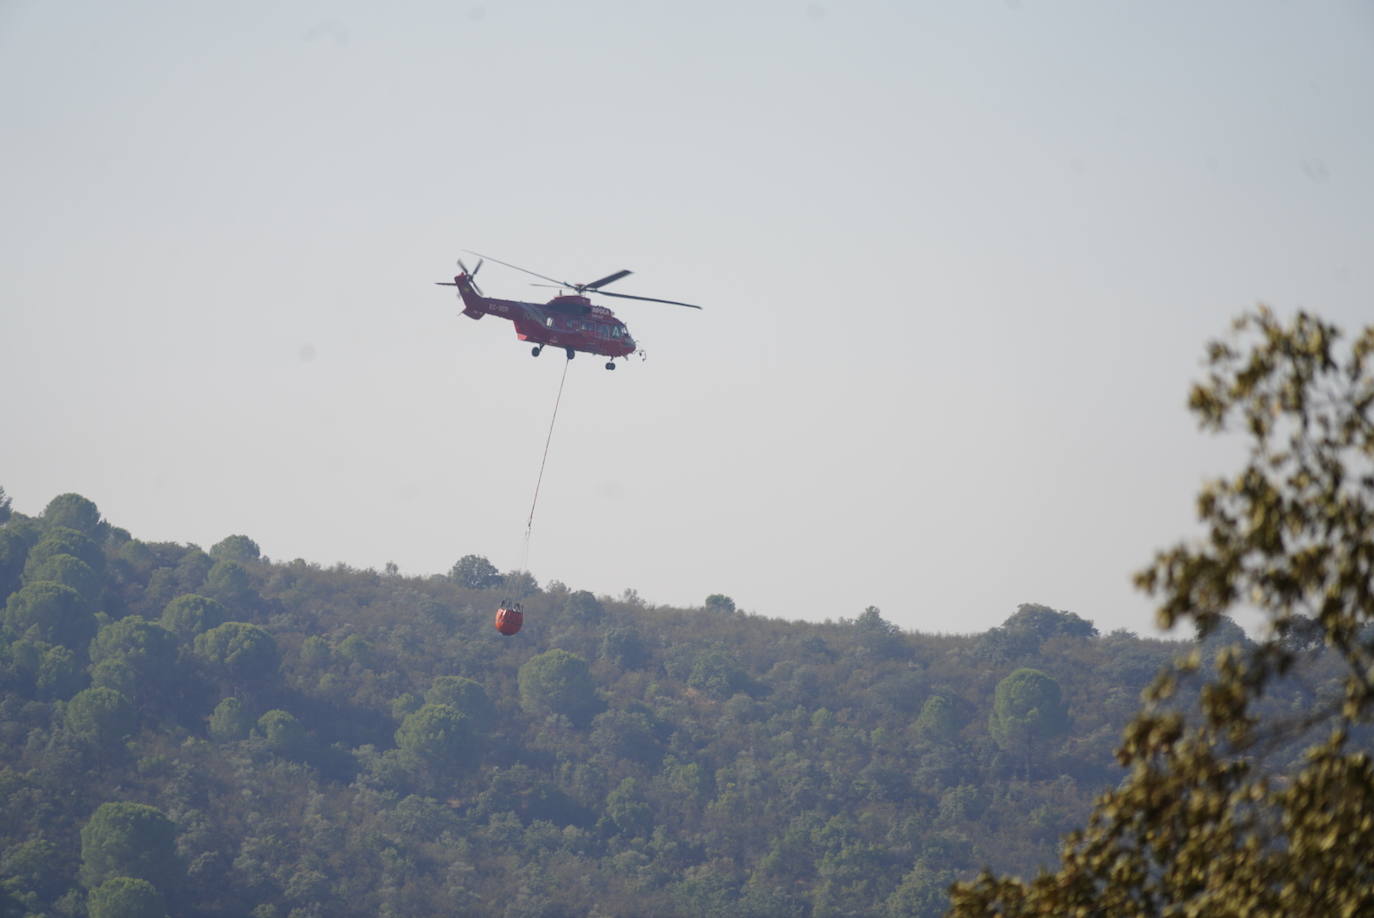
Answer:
xmin=447 ymin=273 xmax=636 ymax=359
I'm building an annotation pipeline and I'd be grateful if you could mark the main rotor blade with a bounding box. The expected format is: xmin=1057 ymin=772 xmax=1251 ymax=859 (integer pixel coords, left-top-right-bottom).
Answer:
xmin=465 ymin=250 xmax=568 ymax=287
xmin=596 ymin=289 xmax=703 ymax=310
xmin=583 ymin=269 xmax=632 ymax=290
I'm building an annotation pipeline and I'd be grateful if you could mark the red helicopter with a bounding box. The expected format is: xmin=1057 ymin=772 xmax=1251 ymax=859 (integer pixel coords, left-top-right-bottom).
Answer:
xmin=436 ymin=251 xmax=702 ymax=370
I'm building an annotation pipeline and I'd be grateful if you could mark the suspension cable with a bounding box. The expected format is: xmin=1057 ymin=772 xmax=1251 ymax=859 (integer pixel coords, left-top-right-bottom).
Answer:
xmin=522 ymin=358 xmax=571 ymax=568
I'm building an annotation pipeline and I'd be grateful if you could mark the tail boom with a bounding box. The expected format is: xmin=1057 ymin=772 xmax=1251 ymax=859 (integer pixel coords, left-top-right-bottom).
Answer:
xmin=435 ymin=273 xmax=489 ymax=319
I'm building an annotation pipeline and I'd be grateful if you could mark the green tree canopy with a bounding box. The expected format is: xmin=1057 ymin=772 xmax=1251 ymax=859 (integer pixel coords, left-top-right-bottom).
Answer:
xmin=603 ymin=777 xmax=653 ymax=837
xmin=158 ymin=593 xmax=227 ymax=641
xmin=563 ymin=590 xmax=605 ymax=623
xmin=1002 ymin=603 xmax=1098 ymax=641
xmin=203 ymin=559 xmax=253 ymax=609
xmin=299 ymin=634 xmax=331 ymax=667
xmin=88 ymin=617 xmax=176 ymax=709
xmin=0 ymin=526 xmax=28 ymax=597
xmin=79 ymin=802 xmax=177 ymax=891
xmin=23 ymin=552 xmax=100 ymax=603
xmin=193 ymin=622 xmax=279 ymax=684
xmin=912 ymin=694 xmax=962 ymax=745
xmin=3 ymin=580 xmax=96 ymax=648
xmin=335 ymin=634 xmax=377 ymax=669
xmin=590 ymin=708 xmax=663 ymax=765
xmin=256 ymin=709 xmax=306 ymax=758
xmin=207 ymin=696 xmax=253 ymax=742
xmin=855 ymin=605 xmax=898 ymax=634
xmin=90 ymin=616 xmax=176 ymax=672
xmin=951 ymin=309 xmax=1374 ymax=916
xmin=852 ymin=605 xmax=907 ymax=661
xmin=501 ymin=568 xmax=539 ymax=597
xmin=600 ymin=626 xmax=649 ymax=669
xmin=687 ymin=648 xmax=746 ymax=700
xmin=424 ymin=676 xmax=495 ymax=731
xmin=704 ymin=593 xmax=736 ymax=614
xmin=90 ymin=657 xmax=138 ymax=700
xmin=884 ymin=859 xmax=956 ymax=918
xmin=988 ymin=668 xmax=1069 ymax=778
xmin=167 ymin=548 xmax=212 ymax=596
xmin=87 ymin=876 xmax=167 ymax=918
xmin=0 ymin=837 xmax=65 ymax=902
xmin=65 ymin=686 xmax=137 ymax=749
xmin=449 ymin=554 xmax=502 ymax=589
xmin=395 ymin=703 xmax=475 ymax=778
xmin=518 ymin=649 xmax=601 ymax=726
xmin=42 ymin=493 xmax=103 ymax=536
xmin=26 ymin=525 xmax=104 ymax=576
xmin=209 ymin=534 xmax=260 ymax=563
xmin=976 ymin=604 xmax=1098 ymax=662
xmin=36 ymin=643 xmax=83 ymax=700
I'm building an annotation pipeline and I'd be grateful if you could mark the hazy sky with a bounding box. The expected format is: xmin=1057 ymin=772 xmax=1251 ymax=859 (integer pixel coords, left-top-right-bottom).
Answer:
xmin=3 ymin=1 xmax=1371 ymax=636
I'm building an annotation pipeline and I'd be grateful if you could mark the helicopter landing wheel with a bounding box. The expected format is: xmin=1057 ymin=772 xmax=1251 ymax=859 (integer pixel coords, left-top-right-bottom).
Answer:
xmin=531 ymin=345 xmax=542 ymax=357
xmin=605 ymin=361 xmax=616 ymax=371
xmin=565 ymin=347 xmax=575 ymax=360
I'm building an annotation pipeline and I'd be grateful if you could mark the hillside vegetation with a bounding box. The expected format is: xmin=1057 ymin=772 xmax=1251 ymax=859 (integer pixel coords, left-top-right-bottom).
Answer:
xmin=0 ymin=398 xmax=1357 ymax=918
xmin=0 ymin=486 xmax=1330 ymax=918
xmin=0 ymin=482 xmax=1340 ymax=918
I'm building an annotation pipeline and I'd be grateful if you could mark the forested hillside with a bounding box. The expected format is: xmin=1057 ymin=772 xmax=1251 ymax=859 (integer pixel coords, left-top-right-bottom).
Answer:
xmin=0 ymin=487 xmax=1335 ymax=917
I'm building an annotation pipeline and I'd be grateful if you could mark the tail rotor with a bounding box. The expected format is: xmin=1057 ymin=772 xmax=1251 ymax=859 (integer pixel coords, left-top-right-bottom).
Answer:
xmin=456 ymin=258 xmax=485 ymax=295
